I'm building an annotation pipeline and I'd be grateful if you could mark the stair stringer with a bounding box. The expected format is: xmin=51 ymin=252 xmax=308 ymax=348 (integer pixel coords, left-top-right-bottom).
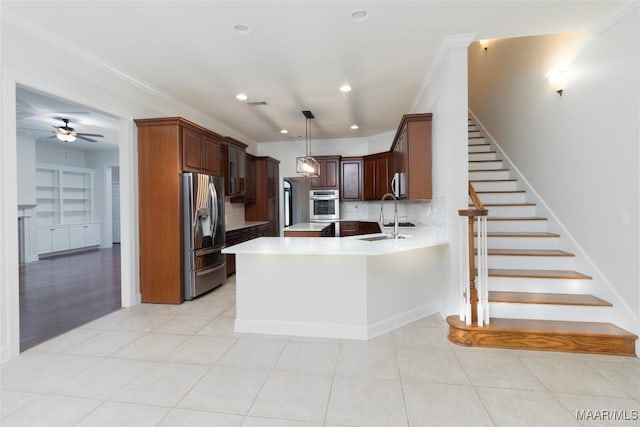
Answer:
xmin=468 ymin=110 xmax=638 ymax=343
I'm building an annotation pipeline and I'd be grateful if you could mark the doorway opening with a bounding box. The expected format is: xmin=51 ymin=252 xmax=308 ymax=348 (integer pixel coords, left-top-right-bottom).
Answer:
xmin=16 ymin=86 xmax=122 ymax=351
xmin=283 ymin=177 xmax=311 ymax=227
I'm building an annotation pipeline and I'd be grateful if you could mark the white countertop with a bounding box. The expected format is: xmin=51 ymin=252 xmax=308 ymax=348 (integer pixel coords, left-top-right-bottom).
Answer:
xmin=223 ymin=226 xmax=447 ymax=256
xmin=226 ymin=221 xmax=269 ymax=232
xmin=283 ymin=222 xmax=333 ymax=232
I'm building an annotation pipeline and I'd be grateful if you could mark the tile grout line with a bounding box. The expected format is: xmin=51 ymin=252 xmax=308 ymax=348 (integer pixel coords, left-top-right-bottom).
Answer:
xmin=321 ymin=338 xmax=342 ymax=426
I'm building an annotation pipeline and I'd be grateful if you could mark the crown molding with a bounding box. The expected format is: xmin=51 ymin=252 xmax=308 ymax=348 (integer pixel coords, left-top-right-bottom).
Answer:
xmin=591 ymin=0 xmax=639 ymax=35
xmin=411 ymin=33 xmax=476 ymax=113
xmin=1 ymin=10 xmax=255 ymax=144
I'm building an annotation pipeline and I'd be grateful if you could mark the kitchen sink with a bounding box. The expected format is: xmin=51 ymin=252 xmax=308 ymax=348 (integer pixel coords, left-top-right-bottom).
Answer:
xmin=359 ymin=234 xmax=408 ymax=241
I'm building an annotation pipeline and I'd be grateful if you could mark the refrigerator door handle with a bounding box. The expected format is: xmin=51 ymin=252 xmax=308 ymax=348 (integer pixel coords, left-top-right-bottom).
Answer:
xmin=209 ymin=181 xmax=218 ymax=238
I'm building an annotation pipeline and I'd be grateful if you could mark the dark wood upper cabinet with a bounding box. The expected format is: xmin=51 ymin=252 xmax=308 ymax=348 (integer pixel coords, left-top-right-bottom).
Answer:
xmin=244 ymin=153 xmax=257 ymax=205
xmin=180 ymin=125 xmax=223 ymax=177
xmin=245 ymin=156 xmax=280 ymax=237
xmin=390 ymin=113 xmax=433 ymax=200
xmin=310 ymin=156 xmax=340 ymax=190
xmin=223 ymin=137 xmax=248 ymax=199
xmin=340 ymin=157 xmax=363 ymax=201
xmin=363 ymin=152 xmax=391 ymax=200
xmin=134 ymin=116 xmax=225 ymax=304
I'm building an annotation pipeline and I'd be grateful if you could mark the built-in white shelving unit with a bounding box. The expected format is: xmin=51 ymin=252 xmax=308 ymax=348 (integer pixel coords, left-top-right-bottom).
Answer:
xmin=35 ymin=164 xmax=100 ymax=256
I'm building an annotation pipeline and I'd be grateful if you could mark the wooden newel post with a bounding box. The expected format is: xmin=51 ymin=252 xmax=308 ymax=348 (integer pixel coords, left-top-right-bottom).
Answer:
xmin=458 ymin=208 xmax=488 ymax=325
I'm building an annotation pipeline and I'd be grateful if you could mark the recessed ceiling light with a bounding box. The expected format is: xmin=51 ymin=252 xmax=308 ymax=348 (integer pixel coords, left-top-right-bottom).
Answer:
xmin=236 ymin=93 xmax=248 ymax=101
xmin=340 ymin=84 xmax=352 ymax=93
xmin=350 ymin=125 xmax=359 ymax=130
xmin=280 ymin=129 xmax=288 ymax=134
xmin=349 ymin=9 xmax=368 ymax=22
xmin=232 ymin=23 xmax=251 ymax=35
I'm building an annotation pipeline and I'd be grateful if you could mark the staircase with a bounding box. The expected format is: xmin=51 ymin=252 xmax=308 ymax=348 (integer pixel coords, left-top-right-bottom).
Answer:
xmin=446 ymin=119 xmax=637 ymax=356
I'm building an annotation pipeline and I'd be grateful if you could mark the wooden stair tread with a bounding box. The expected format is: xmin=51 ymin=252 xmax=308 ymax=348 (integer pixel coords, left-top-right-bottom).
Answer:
xmin=469 ymin=150 xmax=497 ymax=154
xmin=485 ymin=248 xmax=574 ymax=257
xmin=488 ymin=268 xmax=592 ymax=279
xmin=470 ymin=179 xmax=517 ymax=183
xmin=469 ymin=203 xmax=535 ymax=207
xmin=446 ymin=315 xmax=637 ymax=356
xmin=489 ymin=291 xmax=611 ymax=306
xmin=448 ymin=316 xmax=636 ymax=337
xmin=476 ymin=190 xmax=524 ymax=193
xmin=469 ymin=159 xmax=502 ymax=163
xmin=468 ymin=143 xmax=491 ymax=146
xmin=469 ymin=136 xmax=485 ymax=139
xmin=480 ymin=231 xmax=560 ymax=237
xmin=472 ymin=168 xmax=509 ymax=172
xmin=487 ymin=216 xmax=547 ymax=221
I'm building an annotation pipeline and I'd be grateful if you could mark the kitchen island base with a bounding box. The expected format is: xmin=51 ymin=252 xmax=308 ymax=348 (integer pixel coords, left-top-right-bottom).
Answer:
xmin=233 ymin=245 xmax=446 ymax=340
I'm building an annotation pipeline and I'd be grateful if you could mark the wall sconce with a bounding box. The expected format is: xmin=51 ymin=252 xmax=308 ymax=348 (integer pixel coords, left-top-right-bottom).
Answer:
xmin=479 ymin=39 xmax=489 ymax=51
xmin=547 ymin=70 xmax=568 ymax=96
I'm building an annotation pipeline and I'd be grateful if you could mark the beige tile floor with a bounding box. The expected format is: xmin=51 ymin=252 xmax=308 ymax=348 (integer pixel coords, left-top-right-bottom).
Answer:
xmin=2 ymin=277 xmax=639 ymax=426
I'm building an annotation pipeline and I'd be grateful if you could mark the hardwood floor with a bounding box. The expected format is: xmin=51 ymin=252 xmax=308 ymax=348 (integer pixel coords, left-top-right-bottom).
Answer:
xmin=19 ymin=246 xmax=121 ymax=351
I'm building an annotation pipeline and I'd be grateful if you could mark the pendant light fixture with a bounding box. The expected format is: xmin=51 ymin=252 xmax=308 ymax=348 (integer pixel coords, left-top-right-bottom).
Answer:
xmin=296 ymin=110 xmax=320 ymax=177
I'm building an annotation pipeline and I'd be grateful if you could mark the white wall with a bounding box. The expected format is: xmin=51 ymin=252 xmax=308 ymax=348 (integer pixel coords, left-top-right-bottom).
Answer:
xmin=35 ymin=140 xmax=86 ymax=167
xmin=85 ymin=148 xmax=119 ymax=248
xmin=412 ymin=35 xmax=475 ymax=318
xmin=16 ymin=136 xmax=36 ymax=205
xmin=468 ymin=9 xmax=640 ymax=325
xmin=0 ymin=19 xmax=256 ymax=362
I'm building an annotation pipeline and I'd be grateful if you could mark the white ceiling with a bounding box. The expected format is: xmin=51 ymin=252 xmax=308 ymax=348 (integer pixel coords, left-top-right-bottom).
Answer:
xmin=16 ymin=86 xmax=120 ymax=151
xmin=3 ymin=1 xmax=623 ymax=144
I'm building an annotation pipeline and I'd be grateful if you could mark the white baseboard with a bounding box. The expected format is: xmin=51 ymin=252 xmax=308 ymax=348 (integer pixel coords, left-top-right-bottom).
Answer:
xmin=367 ymin=303 xmax=440 ymax=339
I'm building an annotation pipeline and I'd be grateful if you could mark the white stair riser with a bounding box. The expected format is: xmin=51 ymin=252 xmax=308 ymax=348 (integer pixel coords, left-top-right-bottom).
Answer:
xmin=468 ymin=145 xmax=493 ymax=153
xmin=470 ymin=181 xmax=518 ymax=191
xmin=484 ymin=255 xmax=576 ymax=270
xmin=469 ymin=170 xmax=511 ymax=180
xmin=476 ymin=192 xmax=526 ymax=204
xmin=469 ymin=160 xmax=503 ymax=170
xmin=483 ymin=236 xmax=562 ymax=250
xmin=468 ymin=152 xmax=498 ymax=161
xmin=487 ymin=277 xmax=591 ymax=293
xmin=469 ymin=138 xmax=486 ymax=144
xmin=472 ymin=205 xmax=537 ymax=217
xmin=468 ymin=130 xmax=482 ymax=137
xmin=484 ymin=219 xmax=547 ymax=232
xmin=489 ymin=303 xmax=613 ymax=323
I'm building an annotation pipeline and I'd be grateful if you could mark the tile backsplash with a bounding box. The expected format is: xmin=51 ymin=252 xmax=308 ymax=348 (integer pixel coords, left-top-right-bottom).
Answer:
xmin=341 ymin=198 xmax=444 ymax=228
xmin=225 ymin=198 xmax=245 ymax=227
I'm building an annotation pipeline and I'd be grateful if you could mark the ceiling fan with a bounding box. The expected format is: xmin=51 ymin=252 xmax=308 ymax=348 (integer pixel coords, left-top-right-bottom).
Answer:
xmin=49 ymin=118 xmax=104 ymax=143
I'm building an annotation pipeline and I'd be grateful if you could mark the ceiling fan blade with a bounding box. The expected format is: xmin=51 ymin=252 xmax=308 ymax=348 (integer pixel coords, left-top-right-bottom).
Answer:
xmin=77 ymin=133 xmax=104 ymax=138
xmin=18 ymin=127 xmax=53 ymax=133
xmin=47 ymin=135 xmax=57 ymax=139
xmin=76 ymin=135 xmax=98 ymax=143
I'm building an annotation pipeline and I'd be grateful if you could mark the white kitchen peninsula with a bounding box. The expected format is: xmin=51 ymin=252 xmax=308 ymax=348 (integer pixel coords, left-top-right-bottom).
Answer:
xmin=223 ymin=227 xmax=448 ymax=340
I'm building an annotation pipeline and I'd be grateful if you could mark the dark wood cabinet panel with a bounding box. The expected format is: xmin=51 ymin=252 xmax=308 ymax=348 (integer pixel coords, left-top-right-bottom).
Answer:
xmin=310 ymin=156 xmax=341 ymax=190
xmin=390 ymin=113 xmax=433 ymax=200
xmin=339 ymin=220 xmax=380 ymax=237
xmin=284 ymin=222 xmax=335 ymax=238
xmin=183 ymin=128 xmax=203 ymax=172
xmin=135 ymin=117 xmax=225 ymax=304
xmin=225 ymin=223 xmax=270 ymax=276
xmin=340 ymin=157 xmax=363 ymax=201
xmin=244 ymin=153 xmax=257 ymax=204
xmin=363 ymin=152 xmax=391 ymax=200
xmin=245 ymin=157 xmax=280 ymax=237
xmin=202 ymin=135 xmax=222 ymax=176
xmin=224 ymin=137 xmax=248 ymax=199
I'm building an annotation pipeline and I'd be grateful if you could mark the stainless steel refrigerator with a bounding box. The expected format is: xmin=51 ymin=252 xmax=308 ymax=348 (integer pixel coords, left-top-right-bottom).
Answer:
xmin=182 ymin=172 xmax=226 ymax=300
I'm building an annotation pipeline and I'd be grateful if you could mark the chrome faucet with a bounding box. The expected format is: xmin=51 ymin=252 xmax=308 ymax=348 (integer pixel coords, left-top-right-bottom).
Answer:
xmin=379 ymin=192 xmax=399 ymax=238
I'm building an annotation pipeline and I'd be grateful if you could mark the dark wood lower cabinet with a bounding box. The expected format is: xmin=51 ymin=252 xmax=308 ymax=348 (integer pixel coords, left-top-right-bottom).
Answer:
xmin=339 ymin=221 xmax=381 ymax=237
xmin=225 ymin=223 xmax=269 ymax=276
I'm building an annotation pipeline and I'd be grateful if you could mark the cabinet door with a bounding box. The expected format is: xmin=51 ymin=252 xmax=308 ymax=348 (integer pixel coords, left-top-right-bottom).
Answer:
xmin=85 ymin=223 xmax=100 ymax=246
xmin=245 ymin=154 xmax=256 ymax=204
xmin=376 ymin=155 xmax=391 ymax=198
xmin=202 ymin=136 xmax=222 ymax=176
xmin=36 ymin=227 xmax=53 ymax=254
xmin=51 ymin=226 xmax=70 ymax=252
xmin=340 ymin=158 xmax=362 ymax=200
xmin=363 ymin=158 xmax=377 ymax=200
xmin=324 ymin=158 xmax=339 ymax=189
xmin=69 ymin=225 xmax=85 ymax=249
xmin=182 ymin=129 xmax=203 ymax=172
